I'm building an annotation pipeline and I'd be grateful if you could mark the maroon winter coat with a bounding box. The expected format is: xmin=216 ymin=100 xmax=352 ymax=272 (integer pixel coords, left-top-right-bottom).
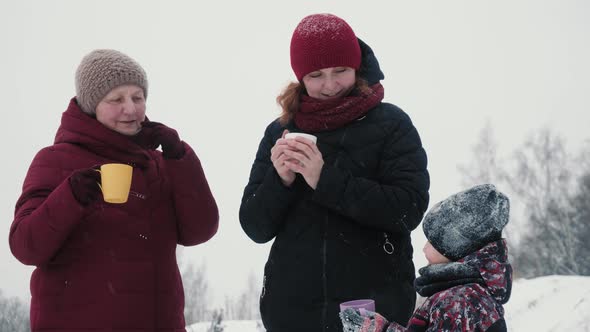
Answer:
xmin=9 ymin=98 xmax=219 ymax=331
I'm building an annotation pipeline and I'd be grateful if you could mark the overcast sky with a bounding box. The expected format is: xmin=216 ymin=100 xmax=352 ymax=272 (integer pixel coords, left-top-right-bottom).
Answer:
xmin=1 ymin=0 xmax=588 ymax=307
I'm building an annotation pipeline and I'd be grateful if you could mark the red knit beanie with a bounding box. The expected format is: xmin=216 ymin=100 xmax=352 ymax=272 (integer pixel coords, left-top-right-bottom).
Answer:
xmin=290 ymin=13 xmax=361 ymax=81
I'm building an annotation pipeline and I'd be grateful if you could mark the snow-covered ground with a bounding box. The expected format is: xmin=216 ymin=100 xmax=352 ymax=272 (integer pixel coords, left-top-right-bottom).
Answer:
xmin=187 ymin=275 xmax=590 ymax=332
xmin=504 ymin=275 xmax=590 ymax=331
xmin=187 ymin=320 xmax=264 ymax=332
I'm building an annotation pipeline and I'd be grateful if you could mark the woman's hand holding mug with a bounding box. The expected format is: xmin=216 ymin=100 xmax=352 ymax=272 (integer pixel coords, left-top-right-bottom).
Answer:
xmin=69 ymin=164 xmax=134 ymax=205
xmin=270 ymin=130 xmax=297 ymax=187
xmin=69 ymin=168 xmax=102 ymax=206
xmin=282 ymin=133 xmax=323 ymax=190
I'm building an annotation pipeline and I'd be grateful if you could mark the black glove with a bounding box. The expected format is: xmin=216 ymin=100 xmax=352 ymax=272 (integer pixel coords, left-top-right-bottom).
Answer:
xmin=69 ymin=168 xmax=101 ymax=206
xmin=138 ymin=121 xmax=185 ymax=159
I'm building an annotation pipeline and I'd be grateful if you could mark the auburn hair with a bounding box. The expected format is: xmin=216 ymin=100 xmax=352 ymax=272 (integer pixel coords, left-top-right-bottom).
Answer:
xmin=276 ymin=74 xmax=370 ymax=126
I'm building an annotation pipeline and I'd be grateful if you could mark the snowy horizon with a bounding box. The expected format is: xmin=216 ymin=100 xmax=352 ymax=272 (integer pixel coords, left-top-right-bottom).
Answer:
xmin=187 ymin=275 xmax=590 ymax=332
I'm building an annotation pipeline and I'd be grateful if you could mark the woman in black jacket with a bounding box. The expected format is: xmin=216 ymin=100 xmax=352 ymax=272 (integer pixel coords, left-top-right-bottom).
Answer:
xmin=239 ymin=13 xmax=430 ymax=332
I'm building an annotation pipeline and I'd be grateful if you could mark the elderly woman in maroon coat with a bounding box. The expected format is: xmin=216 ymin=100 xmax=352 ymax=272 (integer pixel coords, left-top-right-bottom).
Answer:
xmin=9 ymin=49 xmax=219 ymax=331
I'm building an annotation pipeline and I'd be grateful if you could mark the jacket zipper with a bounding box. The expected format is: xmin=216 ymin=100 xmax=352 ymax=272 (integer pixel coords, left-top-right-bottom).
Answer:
xmin=129 ymin=190 xmax=147 ymax=200
xmin=383 ymin=232 xmax=395 ymax=255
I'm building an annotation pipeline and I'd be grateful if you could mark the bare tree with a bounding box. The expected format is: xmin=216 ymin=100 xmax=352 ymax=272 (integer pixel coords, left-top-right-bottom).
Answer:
xmin=456 ymin=122 xmax=519 ymax=263
xmin=459 ymin=126 xmax=590 ymax=277
xmin=208 ymin=309 xmax=224 ymax=332
xmin=223 ymin=295 xmax=235 ymax=321
xmin=501 ymin=129 xmax=581 ymax=276
xmin=458 ymin=120 xmax=502 ymax=186
xmin=0 ymin=290 xmax=30 ymax=332
xmin=560 ymin=140 xmax=590 ymax=275
xmin=223 ymin=270 xmax=261 ymax=320
xmin=178 ymin=248 xmax=210 ymax=324
xmin=570 ymin=172 xmax=590 ymax=275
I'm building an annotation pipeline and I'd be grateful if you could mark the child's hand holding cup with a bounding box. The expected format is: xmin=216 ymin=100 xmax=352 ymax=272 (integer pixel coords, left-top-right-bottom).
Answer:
xmin=339 ymin=300 xmax=388 ymax=332
xmin=339 ymin=299 xmax=375 ymax=315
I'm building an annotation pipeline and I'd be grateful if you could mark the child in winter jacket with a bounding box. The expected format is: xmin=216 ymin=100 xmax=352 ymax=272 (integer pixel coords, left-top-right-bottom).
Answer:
xmin=340 ymin=184 xmax=512 ymax=332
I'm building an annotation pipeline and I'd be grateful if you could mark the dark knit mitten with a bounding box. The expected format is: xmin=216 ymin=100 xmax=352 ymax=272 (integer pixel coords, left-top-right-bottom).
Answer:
xmin=69 ymin=168 xmax=101 ymax=206
xmin=139 ymin=121 xmax=185 ymax=159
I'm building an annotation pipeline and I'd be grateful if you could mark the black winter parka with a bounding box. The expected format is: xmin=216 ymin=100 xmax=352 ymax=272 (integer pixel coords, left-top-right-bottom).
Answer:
xmin=239 ymin=40 xmax=430 ymax=332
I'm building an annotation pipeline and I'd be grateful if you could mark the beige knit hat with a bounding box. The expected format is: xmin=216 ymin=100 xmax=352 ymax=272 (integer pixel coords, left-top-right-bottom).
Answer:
xmin=75 ymin=49 xmax=148 ymax=115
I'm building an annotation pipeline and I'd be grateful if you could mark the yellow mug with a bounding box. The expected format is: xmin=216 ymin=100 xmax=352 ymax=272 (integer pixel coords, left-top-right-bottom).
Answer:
xmin=97 ymin=163 xmax=133 ymax=204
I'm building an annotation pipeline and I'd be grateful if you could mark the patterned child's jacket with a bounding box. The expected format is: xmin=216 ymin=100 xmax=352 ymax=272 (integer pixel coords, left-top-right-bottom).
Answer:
xmin=386 ymin=239 xmax=512 ymax=332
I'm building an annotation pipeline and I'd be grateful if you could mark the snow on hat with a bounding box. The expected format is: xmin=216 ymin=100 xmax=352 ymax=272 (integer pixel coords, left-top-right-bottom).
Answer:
xmin=290 ymin=13 xmax=361 ymax=81
xmin=423 ymin=184 xmax=510 ymax=261
xmin=75 ymin=49 xmax=148 ymax=115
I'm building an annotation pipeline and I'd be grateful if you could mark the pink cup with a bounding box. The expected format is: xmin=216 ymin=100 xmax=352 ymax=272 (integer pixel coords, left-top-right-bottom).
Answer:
xmin=339 ymin=299 xmax=375 ymax=314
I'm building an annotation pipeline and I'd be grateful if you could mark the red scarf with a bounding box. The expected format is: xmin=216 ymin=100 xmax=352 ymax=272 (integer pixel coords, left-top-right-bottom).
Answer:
xmin=294 ymin=83 xmax=384 ymax=133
